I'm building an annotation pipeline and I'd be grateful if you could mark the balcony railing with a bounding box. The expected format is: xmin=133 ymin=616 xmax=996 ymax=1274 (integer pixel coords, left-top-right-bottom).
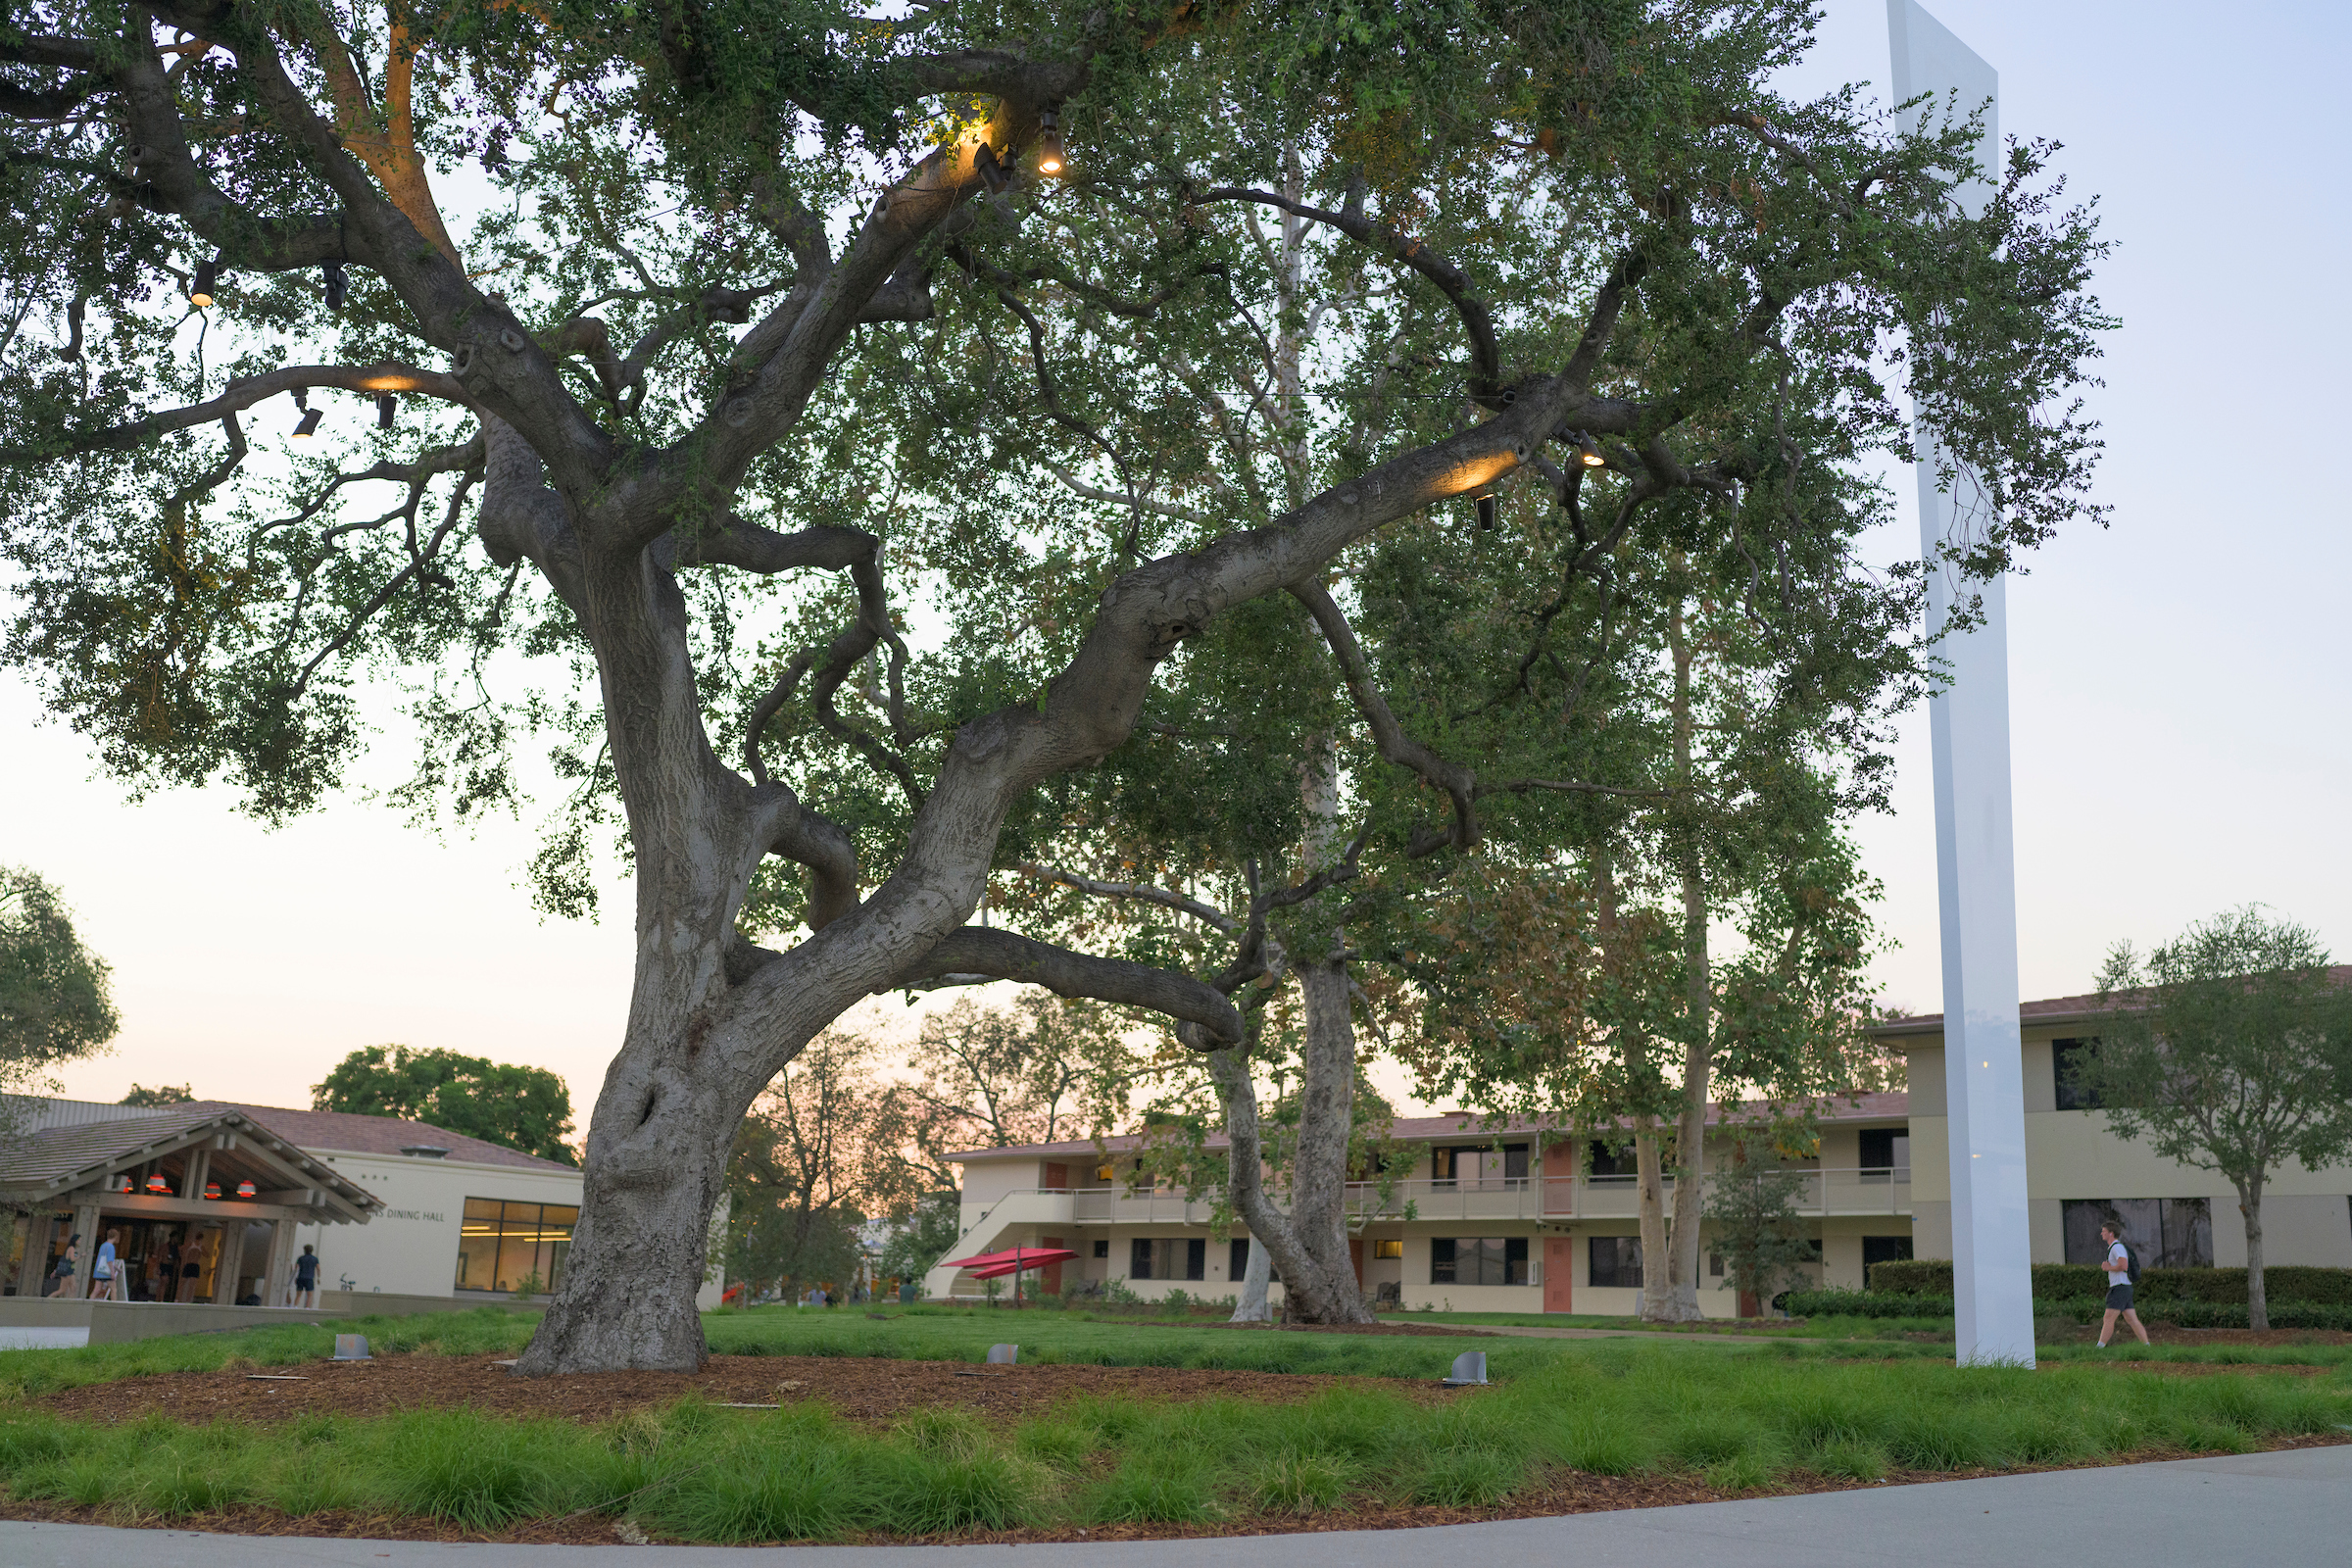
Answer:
xmin=957 ymin=1167 xmax=1912 ymax=1233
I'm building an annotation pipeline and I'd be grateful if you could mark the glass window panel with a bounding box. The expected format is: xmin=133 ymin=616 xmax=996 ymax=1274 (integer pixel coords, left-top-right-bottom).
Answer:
xmin=1430 ymin=1237 xmax=1456 ymax=1283
xmin=455 ymin=1198 xmax=504 ymax=1291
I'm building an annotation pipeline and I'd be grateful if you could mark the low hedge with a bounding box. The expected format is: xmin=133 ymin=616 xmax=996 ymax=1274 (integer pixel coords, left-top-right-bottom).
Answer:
xmin=1866 ymin=1259 xmax=2352 ymax=1305
xmin=2036 ymin=1297 xmax=2352 ymax=1332
xmin=1784 ymin=1289 xmax=1952 ymax=1319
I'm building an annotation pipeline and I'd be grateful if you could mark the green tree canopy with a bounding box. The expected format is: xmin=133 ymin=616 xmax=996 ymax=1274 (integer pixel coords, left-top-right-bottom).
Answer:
xmin=120 ymin=1081 xmax=195 ymax=1106
xmin=0 ymin=0 xmax=2110 ymax=1368
xmin=0 ymin=865 xmax=120 ymax=1114
xmin=312 ymin=1043 xmax=576 ymax=1163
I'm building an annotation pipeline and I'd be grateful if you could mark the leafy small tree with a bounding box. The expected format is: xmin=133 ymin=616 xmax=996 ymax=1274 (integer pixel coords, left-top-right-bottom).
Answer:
xmin=901 ymin=994 xmax=1141 ymax=1166
xmin=1700 ymin=1131 xmax=1818 ymax=1315
xmin=120 ymin=1082 xmax=195 ymax=1106
xmin=725 ymin=1030 xmax=915 ymax=1302
xmin=876 ymin=1191 xmax=963 ymax=1296
xmin=0 ymin=866 xmax=119 ymax=1124
xmin=311 ymin=1044 xmax=576 ymax=1163
xmin=2077 ymin=908 xmax=2352 ymax=1331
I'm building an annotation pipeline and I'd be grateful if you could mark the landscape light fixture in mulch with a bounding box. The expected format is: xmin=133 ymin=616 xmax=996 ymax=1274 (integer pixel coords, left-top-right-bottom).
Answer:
xmin=333 ymin=1334 xmax=371 ymax=1361
xmin=188 ymin=256 xmax=221 ymax=308
xmin=1441 ymin=1350 xmax=1489 ymax=1387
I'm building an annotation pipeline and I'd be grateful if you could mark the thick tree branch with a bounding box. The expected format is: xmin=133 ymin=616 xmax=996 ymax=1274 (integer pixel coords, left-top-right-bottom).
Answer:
xmin=0 ymin=363 xmax=466 ymax=464
xmin=894 ymin=927 xmax=1246 ymax=1043
xmin=1290 ymin=579 xmax=1479 ymax=850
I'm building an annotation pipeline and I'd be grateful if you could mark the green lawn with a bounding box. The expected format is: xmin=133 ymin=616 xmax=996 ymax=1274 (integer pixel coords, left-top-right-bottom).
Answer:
xmin=3 ymin=1316 xmax=2346 ymax=1542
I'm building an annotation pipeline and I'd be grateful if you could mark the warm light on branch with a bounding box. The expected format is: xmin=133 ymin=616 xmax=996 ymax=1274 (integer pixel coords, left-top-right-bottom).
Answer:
xmin=188 ymin=256 xmax=220 ymax=309
xmin=1036 ymin=108 xmax=1065 ymax=177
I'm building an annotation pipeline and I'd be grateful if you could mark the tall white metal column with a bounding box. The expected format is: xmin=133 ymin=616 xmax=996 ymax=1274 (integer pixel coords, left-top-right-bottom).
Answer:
xmin=1888 ymin=0 xmax=2036 ymax=1367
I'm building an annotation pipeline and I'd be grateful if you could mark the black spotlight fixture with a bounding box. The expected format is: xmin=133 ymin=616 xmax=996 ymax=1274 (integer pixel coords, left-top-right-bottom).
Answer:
xmin=974 ymin=140 xmax=1010 ymax=196
xmin=322 ymin=261 xmax=347 ymax=311
xmin=188 ymin=255 xmax=221 ymax=308
xmin=1474 ymin=491 xmax=1498 ymax=531
xmin=377 ymin=393 xmax=396 ymax=429
xmin=1573 ymin=430 xmax=1605 ymax=468
xmin=292 ymin=407 xmax=322 ymax=439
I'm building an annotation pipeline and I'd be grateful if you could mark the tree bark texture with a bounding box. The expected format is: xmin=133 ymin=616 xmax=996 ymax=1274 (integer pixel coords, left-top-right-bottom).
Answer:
xmin=1205 ymin=1042 xmax=1371 ymax=1324
xmin=2238 ymin=1179 xmax=2268 ymax=1333
xmin=1231 ymin=1236 xmax=1272 ymax=1322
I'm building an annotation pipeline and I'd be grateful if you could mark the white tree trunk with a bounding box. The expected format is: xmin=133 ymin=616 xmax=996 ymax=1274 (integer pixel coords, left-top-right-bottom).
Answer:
xmin=1231 ymin=1236 xmax=1272 ymax=1322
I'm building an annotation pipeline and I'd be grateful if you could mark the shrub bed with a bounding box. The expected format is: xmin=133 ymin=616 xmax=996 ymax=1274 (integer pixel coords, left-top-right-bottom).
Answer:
xmin=1866 ymin=1260 xmax=2352 ymax=1305
xmin=5 ymin=1343 xmax=2347 ymax=1542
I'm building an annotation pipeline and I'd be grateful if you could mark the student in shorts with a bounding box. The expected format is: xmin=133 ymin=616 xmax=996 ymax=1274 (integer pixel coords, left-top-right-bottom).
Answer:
xmin=290 ymin=1245 xmax=320 ymax=1308
xmin=2097 ymin=1217 xmax=2150 ymax=1348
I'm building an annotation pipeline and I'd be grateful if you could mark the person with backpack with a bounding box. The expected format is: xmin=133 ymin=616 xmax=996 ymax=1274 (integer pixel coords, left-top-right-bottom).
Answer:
xmin=2097 ymin=1217 xmax=2150 ymax=1348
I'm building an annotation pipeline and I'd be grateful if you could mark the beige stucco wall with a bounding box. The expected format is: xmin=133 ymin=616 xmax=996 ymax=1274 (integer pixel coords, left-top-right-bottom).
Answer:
xmin=1905 ymin=1039 xmax=2352 ymax=1266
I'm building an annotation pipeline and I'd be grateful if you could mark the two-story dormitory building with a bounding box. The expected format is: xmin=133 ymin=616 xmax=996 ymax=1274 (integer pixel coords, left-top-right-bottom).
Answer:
xmin=928 ymin=1096 xmax=1918 ymax=1316
xmin=929 ymin=985 xmax=2352 ymax=1313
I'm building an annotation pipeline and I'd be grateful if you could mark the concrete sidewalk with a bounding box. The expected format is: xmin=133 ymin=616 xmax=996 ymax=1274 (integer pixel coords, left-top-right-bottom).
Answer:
xmin=4 ymin=1445 xmax=2345 ymax=1567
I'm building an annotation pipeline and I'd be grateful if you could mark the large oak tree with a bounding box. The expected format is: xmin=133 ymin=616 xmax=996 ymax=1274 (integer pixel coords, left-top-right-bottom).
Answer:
xmin=0 ymin=0 xmax=2106 ymax=1368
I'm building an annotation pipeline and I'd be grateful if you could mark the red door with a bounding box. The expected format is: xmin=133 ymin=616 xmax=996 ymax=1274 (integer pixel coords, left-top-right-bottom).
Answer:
xmin=1544 ymin=1236 xmax=1574 ymax=1313
xmin=1040 ymin=1235 xmax=1064 ymax=1296
xmin=1043 ymin=1162 xmax=1069 ymax=1191
xmin=1348 ymin=1239 xmax=1364 ymax=1286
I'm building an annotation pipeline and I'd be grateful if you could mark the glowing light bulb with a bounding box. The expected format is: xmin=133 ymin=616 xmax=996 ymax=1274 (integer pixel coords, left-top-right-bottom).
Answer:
xmin=292 ymin=408 xmax=322 ymax=439
xmin=1036 ymin=108 xmax=1065 ymax=177
xmin=188 ymin=257 xmax=220 ymax=309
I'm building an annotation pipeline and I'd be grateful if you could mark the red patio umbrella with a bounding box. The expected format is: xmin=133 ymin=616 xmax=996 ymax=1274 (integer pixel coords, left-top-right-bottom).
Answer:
xmin=939 ymin=1246 xmax=1078 ymax=1307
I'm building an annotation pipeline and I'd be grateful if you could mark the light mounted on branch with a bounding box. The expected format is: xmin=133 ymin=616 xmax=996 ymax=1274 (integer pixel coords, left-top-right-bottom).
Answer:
xmin=1571 ymin=431 xmax=1605 ymax=467
xmin=974 ymin=140 xmax=1010 ymax=196
xmin=1472 ymin=490 xmax=1498 ymax=531
xmin=377 ymin=394 xmax=396 ymax=429
xmin=1035 ymin=108 xmax=1066 ymax=178
xmin=292 ymin=408 xmax=322 ymax=439
xmin=188 ymin=256 xmax=221 ymax=309
xmin=322 ymin=262 xmax=347 ymax=312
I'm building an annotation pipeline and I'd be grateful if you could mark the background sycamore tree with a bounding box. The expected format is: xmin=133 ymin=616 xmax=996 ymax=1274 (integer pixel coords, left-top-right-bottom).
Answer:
xmin=0 ymin=1 xmax=2108 ymax=1366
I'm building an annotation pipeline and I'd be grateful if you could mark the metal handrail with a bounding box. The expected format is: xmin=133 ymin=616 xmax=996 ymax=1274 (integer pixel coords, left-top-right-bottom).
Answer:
xmin=952 ymin=1166 xmax=1913 ymax=1231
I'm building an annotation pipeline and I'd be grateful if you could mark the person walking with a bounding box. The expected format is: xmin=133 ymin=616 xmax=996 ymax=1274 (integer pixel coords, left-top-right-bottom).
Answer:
xmin=290 ymin=1245 xmax=320 ymax=1308
xmin=44 ymin=1233 xmax=79 ymax=1298
xmin=90 ymin=1228 xmax=122 ymax=1300
xmin=2096 ymin=1217 xmax=2150 ymax=1348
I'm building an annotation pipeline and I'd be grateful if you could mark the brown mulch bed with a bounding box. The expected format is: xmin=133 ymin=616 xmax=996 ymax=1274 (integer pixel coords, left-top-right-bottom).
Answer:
xmin=33 ymin=1351 xmax=1465 ymax=1428
xmin=6 ymin=1432 xmax=2347 ymax=1547
xmin=1208 ymin=1319 xmax=1497 ymax=1337
xmin=2137 ymin=1327 xmax=2352 ymax=1347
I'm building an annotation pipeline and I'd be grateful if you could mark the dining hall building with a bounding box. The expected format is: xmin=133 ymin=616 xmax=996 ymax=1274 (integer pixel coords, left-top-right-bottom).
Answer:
xmin=927 ymin=985 xmax=2352 ymax=1313
xmin=0 ymin=1096 xmax=727 ymax=1320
